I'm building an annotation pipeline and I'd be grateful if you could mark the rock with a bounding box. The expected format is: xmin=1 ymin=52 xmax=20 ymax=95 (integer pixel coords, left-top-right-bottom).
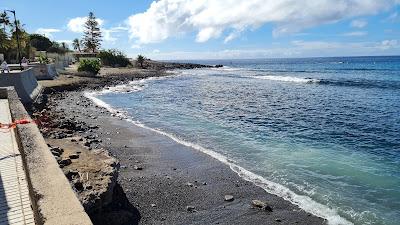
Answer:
xmin=224 ymin=195 xmax=234 ymax=202
xmin=50 ymin=146 xmax=63 ymax=154
xmin=186 ymin=205 xmax=196 ymax=212
xmin=202 ymin=182 xmax=207 ymax=185
xmin=65 ymin=170 xmax=79 ymax=180
xmin=251 ymin=200 xmax=273 ymax=212
xmin=275 ymin=219 xmax=282 ymax=222
xmin=51 ymin=150 xmax=61 ymax=157
xmin=54 ymin=156 xmax=61 ymax=162
xmin=186 ymin=182 xmax=194 ymax=187
xmin=69 ymin=154 xmax=80 ymax=159
xmin=74 ymin=180 xmax=84 ymax=192
xmin=59 ymin=158 xmax=72 ymax=167
xmin=133 ymin=165 xmax=143 ymax=170
xmin=151 ymin=204 xmax=157 ymax=207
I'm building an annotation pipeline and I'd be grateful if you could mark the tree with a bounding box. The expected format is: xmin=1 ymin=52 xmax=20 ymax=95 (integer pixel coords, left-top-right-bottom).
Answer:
xmin=30 ymin=34 xmax=52 ymax=51
xmin=0 ymin=29 xmax=10 ymax=51
xmin=0 ymin=12 xmax=10 ymax=31
xmin=136 ymin=55 xmax=145 ymax=68
xmin=83 ymin=12 xmax=102 ymax=53
xmin=72 ymin=38 xmax=82 ymax=52
xmin=98 ymin=49 xmax=131 ymax=67
xmin=47 ymin=41 xmax=68 ymax=54
xmin=10 ymin=19 xmax=25 ymax=33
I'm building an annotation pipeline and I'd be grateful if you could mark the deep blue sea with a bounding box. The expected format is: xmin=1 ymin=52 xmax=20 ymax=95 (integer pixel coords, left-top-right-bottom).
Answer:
xmin=90 ymin=56 xmax=400 ymax=225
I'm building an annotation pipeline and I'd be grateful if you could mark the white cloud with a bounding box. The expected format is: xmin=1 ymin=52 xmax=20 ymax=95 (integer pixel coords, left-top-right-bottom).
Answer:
xmin=35 ymin=28 xmax=61 ymax=39
xmin=138 ymin=39 xmax=400 ymax=60
xmin=67 ymin=16 xmax=104 ymax=33
xmin=342 ymin=31 xmax=368 ymax=36
xmin=126 ymin=0 xmax=399 ymax=44
xmin=131 ymin=44 xmax=141 ymax=49
xmin=350 ymin=19 xmax=368 ymax=28
xmin=103 ymin=26 xmax=128 ymax=43
xmin=380 ymin=39 xmax=398 ymax=50
xmin=386 ymin=12 xmax=399 ymax=21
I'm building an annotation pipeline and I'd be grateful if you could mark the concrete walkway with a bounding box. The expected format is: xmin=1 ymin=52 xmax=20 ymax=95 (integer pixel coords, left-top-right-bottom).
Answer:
xmin=0 ymin=99 xmax=35 ymax=225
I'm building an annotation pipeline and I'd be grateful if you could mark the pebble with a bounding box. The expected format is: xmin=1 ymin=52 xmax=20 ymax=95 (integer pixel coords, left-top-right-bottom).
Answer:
xmin=59 ymin=158 xmax=72 ymax=167
xmin=224 ymin=195 xmax=234 ymax=202
xmin=69 ymin=154 xmax=80 ymax=159
xmin=251 ymin=200 xmax=273 ymax=212
xmin=186 ymin=205 xmax=196 ymax=212
xmin=133 ymin=165 xmax=143 ymax=170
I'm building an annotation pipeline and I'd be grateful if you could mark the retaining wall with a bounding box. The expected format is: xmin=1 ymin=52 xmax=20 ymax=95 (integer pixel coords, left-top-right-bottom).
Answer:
xmin=1 ymin=87 xmax=93 ymax=225
xmin=29 ymin=63 xmax=58 ymax=80
xmin=0 ymin=68 xmax=42 ymax=104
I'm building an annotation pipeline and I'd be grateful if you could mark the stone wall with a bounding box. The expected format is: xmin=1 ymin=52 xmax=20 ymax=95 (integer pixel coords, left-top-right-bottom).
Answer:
xmin=29 ymin=63 xmax=58 ymax=80
xmin=2 ymin=87 xmax=93 ymax=225
xmin=0 ymin=68 xmax=42 ymax=104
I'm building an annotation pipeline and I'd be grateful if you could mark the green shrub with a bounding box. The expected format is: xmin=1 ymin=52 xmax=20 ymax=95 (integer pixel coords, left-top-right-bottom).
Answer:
xmin=78 ymin=59 xmax=101 ymax=74
xmin=38 ymin=54 xmax=49 ymax=64
xmin=98 ymin=49 xmax=131 ymax=67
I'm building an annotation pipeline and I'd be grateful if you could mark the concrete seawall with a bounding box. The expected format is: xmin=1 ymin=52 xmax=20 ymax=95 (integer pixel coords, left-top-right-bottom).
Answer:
xmin=0 ymin=69 xmax=42 ymax=104
xmin=30 ymin=64 xmax=58 ymax=80
xmin=1 ymin=87 xmax=93 ymax=225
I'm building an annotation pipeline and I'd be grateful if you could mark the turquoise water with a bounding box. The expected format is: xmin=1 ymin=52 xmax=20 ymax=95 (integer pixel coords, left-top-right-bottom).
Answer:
xmin=95 ymin=56 xmax=400 ymax=225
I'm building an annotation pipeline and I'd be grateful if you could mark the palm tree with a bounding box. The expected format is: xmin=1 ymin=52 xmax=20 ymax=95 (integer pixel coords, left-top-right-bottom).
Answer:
xmin=0 ymin=12 xmax=10 ymax=31
xmin=136 ymin=55 xmax=145 ymax=68
xmin=10 ymin=20 xmax=25 ymax=33
xmin=72 ymin=38 xmax=82 ymax=52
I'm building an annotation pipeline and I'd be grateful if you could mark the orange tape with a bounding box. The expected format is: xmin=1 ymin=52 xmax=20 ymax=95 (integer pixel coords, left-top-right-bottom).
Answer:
xmin=0 ymin=119 xmax=36 ymax=131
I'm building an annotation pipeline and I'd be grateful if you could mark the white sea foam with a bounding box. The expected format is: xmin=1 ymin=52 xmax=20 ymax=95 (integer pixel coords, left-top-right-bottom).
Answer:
xmin=84 ymin=77 xmax=352 ymax=225
xmin=254 ymin=75 xmax=320 ymax=83
xmin=97 ymin=75 xmax=176 ymax=95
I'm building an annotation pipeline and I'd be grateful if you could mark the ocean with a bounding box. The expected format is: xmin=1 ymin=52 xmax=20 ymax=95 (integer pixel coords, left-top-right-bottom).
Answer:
xmin=88 ymin=56 xmax=400 ymax=225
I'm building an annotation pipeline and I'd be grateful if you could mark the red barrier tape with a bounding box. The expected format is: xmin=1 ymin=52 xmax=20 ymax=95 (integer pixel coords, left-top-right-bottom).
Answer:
xmin=0 ymin=119 xmax=36 ymax=131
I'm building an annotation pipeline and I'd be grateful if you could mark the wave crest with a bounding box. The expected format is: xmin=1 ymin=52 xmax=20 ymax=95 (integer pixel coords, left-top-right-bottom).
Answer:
xmin=254 ymin=75 xmax=321 ymax=83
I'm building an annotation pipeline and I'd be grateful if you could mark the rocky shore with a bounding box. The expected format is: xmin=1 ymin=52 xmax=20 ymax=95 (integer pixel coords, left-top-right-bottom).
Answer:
xmin=33 ymin=65 xmax=326 ymax=225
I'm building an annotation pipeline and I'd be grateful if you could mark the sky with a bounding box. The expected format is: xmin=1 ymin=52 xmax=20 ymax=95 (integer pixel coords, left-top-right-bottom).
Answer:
xmin=1 ymin=0 xmax=400 ymax=60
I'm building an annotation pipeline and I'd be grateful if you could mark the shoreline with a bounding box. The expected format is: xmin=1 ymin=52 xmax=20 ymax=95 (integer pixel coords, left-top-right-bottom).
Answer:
xmin=35 ymin=67 xmax=327 ymax=225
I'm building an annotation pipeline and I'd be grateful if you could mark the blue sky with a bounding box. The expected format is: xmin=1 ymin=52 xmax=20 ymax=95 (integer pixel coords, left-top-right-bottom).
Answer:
xmin=1 ymin=0 xmax=400 ymax=59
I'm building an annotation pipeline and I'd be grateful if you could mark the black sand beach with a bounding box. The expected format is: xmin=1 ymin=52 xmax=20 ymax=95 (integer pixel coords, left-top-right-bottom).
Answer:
xmin=35 ymin=68 xmax=326 ymax=225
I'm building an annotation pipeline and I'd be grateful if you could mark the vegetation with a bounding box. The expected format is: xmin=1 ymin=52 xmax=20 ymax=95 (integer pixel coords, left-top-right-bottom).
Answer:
xmin=38 ymin=54 xmax=49 ymax=64
xmin=47 ymin=41 xmax=69 ymax=54
xmin=98 ymin=49 xmax=131 ymax=67
xmin=0 ymin=12 xmax=10 ymax=31
xmin=0 ymin=11 xmax=70 ymax=63
xmin=78 ymin=59 xmax=101 ymax=74
xmin=136 ymin=54 xmax=145 ymax=68
xmin=72 ymin=38 xmax=83 ymax=52
xmin=30 ymin=34 xmax=52 ymax=51
xmin=83 ymin=12 xmax=102 ymax=53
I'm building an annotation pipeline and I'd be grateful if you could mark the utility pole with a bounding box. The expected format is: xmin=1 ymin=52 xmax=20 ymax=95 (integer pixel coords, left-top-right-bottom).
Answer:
xmin=5 ymin=10 xmax=22 ymax=70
